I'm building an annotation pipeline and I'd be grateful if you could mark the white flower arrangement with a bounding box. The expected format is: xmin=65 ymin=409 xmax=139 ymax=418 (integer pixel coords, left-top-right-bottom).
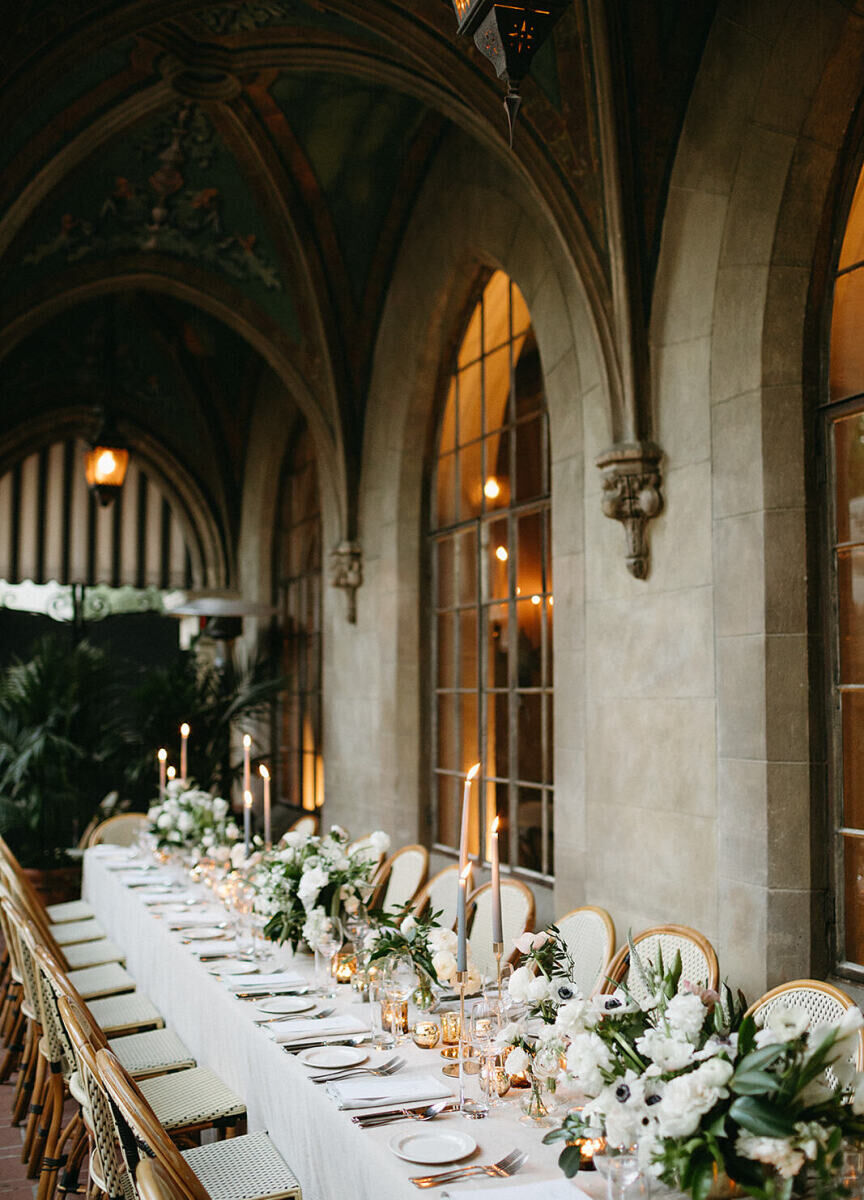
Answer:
xmin=147 ymin=783 xmax=238 ymax=861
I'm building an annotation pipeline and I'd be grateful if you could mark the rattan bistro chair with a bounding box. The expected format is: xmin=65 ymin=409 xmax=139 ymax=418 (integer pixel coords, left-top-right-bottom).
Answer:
xmin=467 ymin=879 xmax=536 ymax=979
xmin=96 ymin=1046 xmax=302 ymax=1200
xmin=555 ymin=906 xmax=615 ymax=997
xmin=372 ymin=845 xmax=429 ymax=912
xmin=285 ymin=814 xmax=319 ymax=838
xmin=138 ymin=1157 xmax=184 ymax=1200
xmin=412 ymin=864 xmax=460 ymax=929
xmin=0 ymin=835 xmax=94 ymax=926
xmin=746 ymin=979 xmax=864 ymax=1088
xmin=601 ymin=924 xmax=719 ymax=1002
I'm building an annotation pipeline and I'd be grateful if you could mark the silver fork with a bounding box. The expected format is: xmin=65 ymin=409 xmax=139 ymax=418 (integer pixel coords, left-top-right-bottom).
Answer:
xmin=410 ymin=1148 xmax=526 ymax=1188
xmin=254 ymin=1007 xmax=335 ymax=1024
xmin=310 ymin=1056 xmax=404 ymax=1084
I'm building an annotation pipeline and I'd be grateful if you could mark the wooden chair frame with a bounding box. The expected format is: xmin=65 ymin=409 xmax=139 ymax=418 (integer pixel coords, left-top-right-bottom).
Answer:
xmin=554 ymin=905 xmax=616 ymax=997
xmin=601 ymin=923 xmax=719 ymax=994
xmin=87 ymin=813 xmax=149 ymax=848
xmin=285 ymin=814 xmax=319 ymax=837
xmin=467 ymin=878 xmax=536 ymax=967
xmin=371 ymin=845 xmax=429 ymax=911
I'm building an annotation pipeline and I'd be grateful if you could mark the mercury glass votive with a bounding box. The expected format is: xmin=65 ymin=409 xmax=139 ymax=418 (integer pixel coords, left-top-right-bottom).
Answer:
xmin=411 ymin=1020 xmax=441 ymax=1049
xmin=382 ymin=999 xmax=408 ymax=1036
xmin=332 ymin=951 xmax=357 ymax=984
xmin=439 ymin=1010 xmax=461 ymax=1058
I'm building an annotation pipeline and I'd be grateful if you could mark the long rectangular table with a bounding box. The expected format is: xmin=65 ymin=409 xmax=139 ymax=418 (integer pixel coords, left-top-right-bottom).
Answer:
xmin=83 ymin=849 xmax=591 ymax=1200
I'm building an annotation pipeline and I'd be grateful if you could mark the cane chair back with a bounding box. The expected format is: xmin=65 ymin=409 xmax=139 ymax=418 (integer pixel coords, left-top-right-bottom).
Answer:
xmin=348 ymin=833 xmax=386 ymax=875
xmin=285 ymin=814 xmax=318 ymax=838
xmin=59 ymin=995 xmax=137 ymax=1200
xmin=0 ymin=833 xmax=94 ymax=925
xmin=467 ymin=879 xmax=535 ymax=978
xmin=746 ymin=979 xmax=864 ymax=1089
xmin=1 ymin=896 xmax=47 ymax=1020
xmin=412 ymin=865 xmax=460 ymax=928
xmin=137 ymin=1158 xmax=186 ymax=1200
xmin=555 ymin=907 xmax=616 ymax=997
xmin=89 ymin=814 xmax=148 ymax=848
xmin=602 ymin=924 xmax=719 ymax=1003
xmin=374 ymin=846 xmax=429 ymax=911
xmin=19 ymin=923 xmax=77 ymax=1075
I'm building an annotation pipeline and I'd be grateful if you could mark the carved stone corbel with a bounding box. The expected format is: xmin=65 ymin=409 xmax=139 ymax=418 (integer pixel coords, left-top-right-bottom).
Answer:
xmin=596 ymin=442 xmax=663 ymax=580
xmin=329 ymin=540 xmax=362 ymax=623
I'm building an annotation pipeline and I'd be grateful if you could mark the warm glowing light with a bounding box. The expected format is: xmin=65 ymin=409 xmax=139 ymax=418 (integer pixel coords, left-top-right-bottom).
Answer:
xmin=495 ymin=545 xmax=508 ymax=562
xmin=96 ymin=450 xmax=116 ymax=478
xmin=166 ymin=766 xmax=176 ymax=780
xmin=460 ymin=863 xmax=473 ymax=883
xmin=516 ymin=587 xmax=521 ymax=595
xmin=259 ymin=764 xmax=270 ymax=781
xmin=180 ymin=723 xmax=190 ymax=738
xmin=492 ymin=815 xmax=501 ymax=834
xmin=531 ymin=594 xmax=541 ymax=605
xmin=243 ymin=789 xmax=253 ymax=809
xmin=466 ymin=762 xmax=480 ymax=782
xmin=243 ymin=733 xmax=252 ymax=749
xmin=484 ymin=477 xmax=501 ymax=499
xmin=157 ymin=748 xmax=167 ymax=762
xmin=549 ymin=596 xmax=554 ymax=606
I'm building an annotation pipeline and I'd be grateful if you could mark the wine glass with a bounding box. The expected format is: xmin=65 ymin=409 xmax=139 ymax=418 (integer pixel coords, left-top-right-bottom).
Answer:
xmin=470 ymin=998 xmax=501 ymax=1109
xmin=315 ymin=916 xmax=344 ymax=998
xmin=383 ymin=956 xmax=416 ymax=1042
xmin=595 ymin=1151 xmax=640 ymax=1200
xmin=531 ymin=1043 xmax=563 ymax=1118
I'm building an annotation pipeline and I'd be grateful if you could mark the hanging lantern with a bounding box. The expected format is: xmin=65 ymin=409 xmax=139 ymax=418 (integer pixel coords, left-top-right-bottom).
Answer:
xmin=84 ymin=428 xmax=129 ymax=507
xmin=449 ymin=1 xmax=569 ymax=145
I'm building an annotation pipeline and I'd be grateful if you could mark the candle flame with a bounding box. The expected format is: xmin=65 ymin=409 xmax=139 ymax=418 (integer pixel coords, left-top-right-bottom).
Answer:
xmin=492 ymin=816 xmax=501 ymax=834
xmin=166 ymin=766 xmax=176 ymax=779
xmin=157 ymin=748 xmax=167 ymax=762
xmin=243 ymin=789 xmax=253 ymax=809
xmin=466 ymin=762 xmax=480 ymax=782
xmin=460 ymin=863 xmax=473 ymax=884
xmin=243 ymin=734 xmax=252 ymax=749
xmin=259 ymin=764 xmax=270 ymax=780
xmin=180 ymin=723 xmax=190 ymax=737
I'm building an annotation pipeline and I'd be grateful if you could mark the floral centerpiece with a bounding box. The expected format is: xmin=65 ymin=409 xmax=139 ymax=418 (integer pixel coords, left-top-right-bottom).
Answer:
xmin=253 ymin=825 xmax=389 ymax=951
xmin=543 ymin=941 xmax=864 ymax=1200
xmin=366 ymin=907 xmax=483 ymax=1005
xmin=147 ymin=779 xmax=239 ymax=862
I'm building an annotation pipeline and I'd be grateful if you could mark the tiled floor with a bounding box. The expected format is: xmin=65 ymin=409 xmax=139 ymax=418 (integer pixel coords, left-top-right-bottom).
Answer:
xmin=0 ymin=1083 xmax=35 ymax=1200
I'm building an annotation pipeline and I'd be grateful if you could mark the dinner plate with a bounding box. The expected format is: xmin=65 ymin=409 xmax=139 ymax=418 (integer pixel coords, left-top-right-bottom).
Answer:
xmin=256 ymin=996 xmax=316 ymax=1015
xmin=388 ymin=1130 xmax=476 ymax=1165
xmin=298 ymin=1046 xmax=367 ymax=1070
xmin=208 ymin=961 xmax=258 ymax=976
xmin=177 ymin=926 xmax=225 ymax=940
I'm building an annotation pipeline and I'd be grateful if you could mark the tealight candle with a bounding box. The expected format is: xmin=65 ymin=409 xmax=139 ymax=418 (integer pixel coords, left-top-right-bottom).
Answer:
xmin=411 ymin=1021 xmax=441 ymax=1049
xmin=381 ymin=999 xmax=408 ymax=1037
xmin=332 ymin=951 xmax=357 ymax=984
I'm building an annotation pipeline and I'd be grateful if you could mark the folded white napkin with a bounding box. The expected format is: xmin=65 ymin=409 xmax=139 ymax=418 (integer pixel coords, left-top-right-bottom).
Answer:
xmin=441 ymin=1182 xmax=586 ymax=1200
xmin=91 ymin=845 xmax=137 ymax=859
xmin=269 ymin=1015 xmax=369 ymax=1044
xmin=223 ymin=972 xmax=306 ymax=993
xmin=328 ymin=1073 xmax=452 ymax=1111
xmin=166 ymin=911 xmax=225 ymax=924
xmin=185 ymin=939 xmax=237 ymax=957
xmin=137 ymin=888 xmax=176 ymax=900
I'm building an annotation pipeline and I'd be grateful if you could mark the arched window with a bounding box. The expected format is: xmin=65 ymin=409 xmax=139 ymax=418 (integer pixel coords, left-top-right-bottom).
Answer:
xmin=429 ymin=270 xmax=553 ymax=878
xmin=827 ymin=163 xmax=864 ymax=976
xmin=274 ymin=417 xmax=323 ymax=814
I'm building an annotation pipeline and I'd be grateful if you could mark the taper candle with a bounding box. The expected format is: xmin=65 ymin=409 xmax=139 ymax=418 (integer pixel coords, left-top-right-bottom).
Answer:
xmin=491 ymin=814 xmax=503 ymax=944
xmin=157 ymin=748 xmax=167 ymax=797
xmin=457 ymin=863 xmax=471 ymax=973
xmin=166 ymin=765 xmax=176 ymax=782
xmin=459 ymin=763 xmax=480 ymax=872
xmin=243 ymin=788 xmax=253 ymax=858
xmin=179 ymin=723 xmax=190 ymax=780
xmin=259 ymin=764 xmax=271 ymax=846
xmin=242 ymin=734 xmax=252 ymax=798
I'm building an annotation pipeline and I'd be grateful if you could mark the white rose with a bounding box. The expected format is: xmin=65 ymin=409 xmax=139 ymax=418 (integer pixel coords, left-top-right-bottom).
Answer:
xmin=735 ymin=1134 xmax=805 ymax=1180
xmin=177 ymin=812 xmax=195 ymax=835
xmin=344 ymin=894 xmax=360 ymax=914
xmin=147 ymin=806 xmax=161 ymax=822
xmin=505 ymin=1046 xmax=530 ymax=1076
xmin=555 ymin=997 xmax=591 ymax=1038
xmin=400 ymin=915 xmax=417 ymax=938
xmin=507 ymin=965 xmax=534 ymax=1004
xmin=635 ymin=1029 xmax=696 ymax=1072
xmin=225 ymin=823 xmax=239 ymax=841
xmin=298 ymin=866 xmax=329 ymax=909
xmin=665 ymin=992 xmax=707 ymax=1041
xmin=429 ymin=929 xmax=457 ymax=955
xmin=565 ymin=1031 xmax=613 ymax=1096
xmin=697 ymin=1057 xmax=733 ymax=1088
xmin=369 ymin=831 xmax=391 ymax=856
xmin=432 ymin=950 xmax=456 ymax=983
xmin=157 ymin=813 xmax=172 ymax=830
xmin=527 ymin=976 xmax=551 ymax=1003
xmin=212 ymin=797 xmax=229 ymax=820
xmin=656 ymin=1068 xmax=729 ymax=1140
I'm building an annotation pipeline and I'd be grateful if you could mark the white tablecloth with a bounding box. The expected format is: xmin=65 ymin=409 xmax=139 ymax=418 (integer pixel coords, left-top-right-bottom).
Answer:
xmin=83 ymin=849 xmax=599 ymax=1200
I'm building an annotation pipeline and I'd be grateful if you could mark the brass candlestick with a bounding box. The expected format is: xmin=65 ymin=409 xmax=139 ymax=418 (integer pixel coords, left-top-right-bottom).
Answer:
xmin=457 ymin=970 xmax=467 ymax=1111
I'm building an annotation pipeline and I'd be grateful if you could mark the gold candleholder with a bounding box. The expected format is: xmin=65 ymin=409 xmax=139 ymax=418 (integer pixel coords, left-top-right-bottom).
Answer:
xmin=381 ymin=999 xmax=408 ymax=1037
xmin=439 ymin=1010 xmax=461 ymax=1058
xmin=332 ymin=951 xmax=357 ymax=984
xmin=411 ymin=1020 xmax=441 ymax=1049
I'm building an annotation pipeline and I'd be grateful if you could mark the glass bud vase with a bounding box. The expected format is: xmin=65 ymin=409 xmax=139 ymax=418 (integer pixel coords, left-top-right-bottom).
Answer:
xmin=519 ymin=1071 xmax=552 ymax=1125
xmin=412 ymin=968 xmax=436 ymax=1012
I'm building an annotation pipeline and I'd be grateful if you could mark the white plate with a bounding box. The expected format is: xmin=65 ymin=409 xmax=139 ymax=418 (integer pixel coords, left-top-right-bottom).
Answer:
xmin=256 ymin=996 xmax=316 ymax=1015
xmin=177 ymin=926 xmax=224 ymax=940
xmin=208 ymin=961 xmax=258 ymax=976
xmin=389 ymin=1130 xmax=476 ymax=1166
xmin=298 ymin=1046 xmax=368 ymax=1070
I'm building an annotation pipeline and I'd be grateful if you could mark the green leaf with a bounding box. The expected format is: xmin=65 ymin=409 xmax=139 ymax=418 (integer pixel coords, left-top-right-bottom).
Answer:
xmin=730 ymin=1068 xmax=784 ymax=1095
xmin=558 ymin=1145 xmax=583 ymax=1178
xmin=728 ymin=1097 xmax=796 ymax=1138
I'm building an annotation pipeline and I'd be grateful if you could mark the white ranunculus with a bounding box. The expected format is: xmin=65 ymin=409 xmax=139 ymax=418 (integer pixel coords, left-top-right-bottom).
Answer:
xmin=429 ymin=928 xmax=457 ymax=955
xmin=177 ymin=812 xmax=195 ymax=835
xmin=432 ymin=950 xmax=457 ymax=983
xmin=507 ymin=965 xmax=534 ymax=1004
xmin=225 ymin=822 xmax=239 ymax=841
xmin=735 ymin=1134 xmax=805 ymax=1180
xmin=369 ymin=831 xmax=391 ymax=856
xmin=504 ymin=1046 xmax=530 ymax=1077
xmin=656 ymin=1066 xmax=729 ymax=1140
xmin=298 ymin=865 xmax=329 ymax=909
xmin=157 ymin=812 xmax=172 ymax=830
xmin=527 ymin=976 xmax=552 ymax=1003
xmin=555 ymin=997 xmax=591 ymax=1038
xmin=635 ymin=1029 xmax=696 ymax=1072
xmin=212 ymin=797 xmax=228 ymax=820
xmin=565 ymin=1031 xmax=613 ymax=1096
xmin=665 ymin=992 xmax=707 ymax=1041
xmin=696 ymin=1057 xmax=733 ymax=1089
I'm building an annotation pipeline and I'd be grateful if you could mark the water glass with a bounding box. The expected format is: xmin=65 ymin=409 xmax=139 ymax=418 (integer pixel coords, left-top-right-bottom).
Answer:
xmin=315 ymin=916 xmax=344 ymax=998
xmin=594 ymin=1152 xmax=640 ymax=1200
xmin=369 ymin=979 xmax=395 ymax=1051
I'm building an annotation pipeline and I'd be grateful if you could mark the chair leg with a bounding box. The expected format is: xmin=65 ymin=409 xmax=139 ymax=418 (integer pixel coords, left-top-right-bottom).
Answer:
xmin=0 ymin=1005 xmax=25 ymax=1082
xmin=11 ymin=1021 xmax=36 ymax=1125
xmin=24 ymin=1051 xmax=48 ymax=1169
xmin=36 ymin=1067 xmax=67 ymax=1200
xmin=57 ymin=1121 xmax=87 ymax=1199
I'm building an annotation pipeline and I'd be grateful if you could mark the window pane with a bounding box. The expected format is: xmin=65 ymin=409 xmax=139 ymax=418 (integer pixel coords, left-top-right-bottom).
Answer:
xmin=437 ymin=612 xmax=456 ymax=689
xmin=844 ymin=834 xmax=864 ymax=964
xmin=483 ymin=430 xmax=510 ymax=511
xmin=437 ymin=694 xmax=458 ymax=772
xmin=459 ymin=609 xmax=478 ymax=689
xmin=514 ymin=336 xmax=544 ymax=420
xmin=458 ymin=441 xmax=483 ymax=521
xmin=545 ymin=598 xmax=554 ymax=687
xmin=546 ymin=790 xmax=554 ymax=877
xmin=515 ymin=598 xmax=542 ymax=687
xmin=831 ymin=271 xmax=864 ymax=402
xmin=458 ymin=301 xmax=482 ymax=369
xmin=515 ymin=415 xmax=547 ymax=502
xmin=461 ymin=691 xmax=479 ymax=769
xmin=492 ymin=782 xmax=510 ymax=866
xmin=511 ymin=282 xmax=530 ymax=338
xmin=545 ymin=695 xmax=554 ymax=784
xmin=483 ymin=271 xmax=511 ymax=354
xmin=455 ymin=528 xmax=477 ymax=606
xmin=484 ymin=517 xmax=509 ymax=602
xmin=838 ymin=547 xmax=864 ymax=682
xmin=486 ymin=603 xmax=509 ymax=688
xmin=517 ymin=511 xmax=544 ymax=600
xmin=834 ymin=411 xmax=864 ymax=544
xmin=517 ymin=785 xmax=543 ymax=872
xmin=436 ymin=537 xmax=455 ymax=609
xmin=486 ymin=692 xmax=509 ymax=781
xmin=457 ymin=361 xmax=483 ymax=445
xmin=436 ymin=452 xmax=457 ymax=528
xmin=436 ymin=774 xmax=460 ymax=848
xmin=517 ymin=693 xmax=543 ymax=783
xmin=484 ymin=346 xmax=510 ymax=434
xmin=440 ymin=378 xmax=457 ymax=453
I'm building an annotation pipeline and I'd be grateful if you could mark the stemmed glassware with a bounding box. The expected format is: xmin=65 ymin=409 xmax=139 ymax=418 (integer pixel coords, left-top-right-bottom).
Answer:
xmin=594 ymin=1150 xmax=641 ymax=1200
xmin=315 ymin=916 xmax=344 ymax=998
xmin=469 ymin=997 xmax=501 ymax=1112
xmin=383 ymin=955 xmax=416 ymax=1042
